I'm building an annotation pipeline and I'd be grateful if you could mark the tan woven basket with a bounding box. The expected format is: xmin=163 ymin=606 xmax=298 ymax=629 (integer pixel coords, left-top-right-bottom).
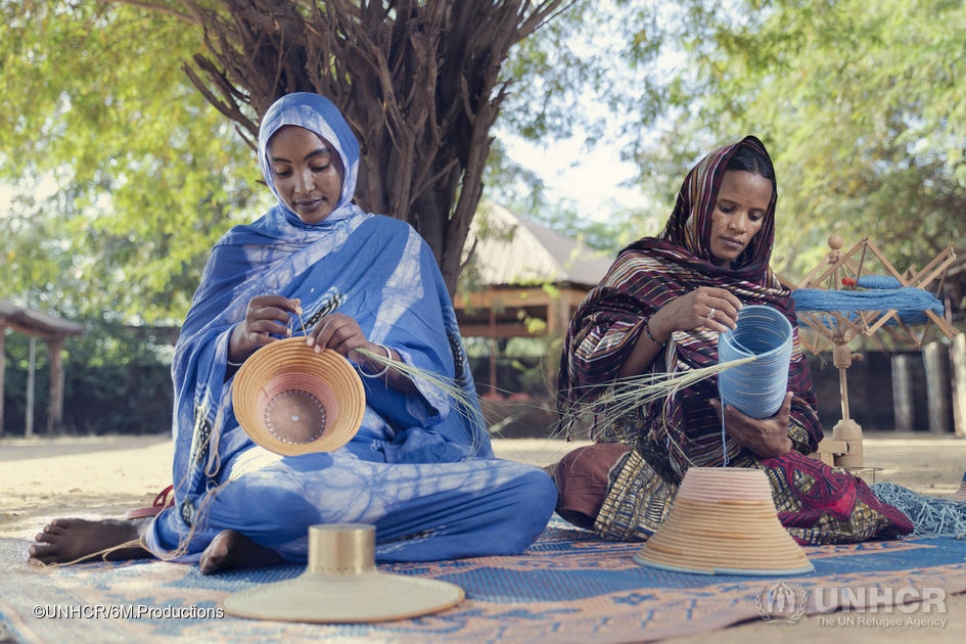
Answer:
xmin=232 ymin=337 xmax=365 ymax=456
xmin=222 ymin=524 xmax=464 ymax=622
xmin=633 ymin=467 xmax=814 ymax=575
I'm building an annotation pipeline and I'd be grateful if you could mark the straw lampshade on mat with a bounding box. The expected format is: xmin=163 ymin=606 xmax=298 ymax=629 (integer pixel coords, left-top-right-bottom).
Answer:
xmin=232 ymin=337 xmax=366 ymax=456
xmin=634 ymin=467 xmax=814 ymax=576
xmin=222 ymin=524 xmax=464 ymax=622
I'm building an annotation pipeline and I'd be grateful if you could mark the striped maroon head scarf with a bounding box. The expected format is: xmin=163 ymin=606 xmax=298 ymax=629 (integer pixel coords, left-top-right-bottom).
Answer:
xmin=658 ymin=135 xmax=777 ymax=280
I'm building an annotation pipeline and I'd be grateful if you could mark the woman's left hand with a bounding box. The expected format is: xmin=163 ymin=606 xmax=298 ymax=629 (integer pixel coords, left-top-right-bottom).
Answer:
xmin=306 ymin=313 xmax=415 ymax=393
xmin=305 ymin=313 xmax=380 ymax=364
xmin=708 ymin=392 xmax=794 ymax=459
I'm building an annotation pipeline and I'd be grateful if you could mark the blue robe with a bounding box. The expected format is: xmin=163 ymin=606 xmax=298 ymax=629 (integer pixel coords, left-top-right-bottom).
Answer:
xmin=144 ymin=92 xmax=556 ymax=563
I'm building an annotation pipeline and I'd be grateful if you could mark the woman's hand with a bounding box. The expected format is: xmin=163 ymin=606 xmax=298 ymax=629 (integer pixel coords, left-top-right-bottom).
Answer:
xmin=708 ymin=392 xmax=794 ymax=459
xmin=619 ymin=287 xmax=744 ymax=378
xmin=307 ymin=314 xmax=416 ymax=393
xmin=228 ymin=295 xmax=301 ymax=364
xmin=306 ymin=313 xmax=381 ymax=366
xmin=649 ymin=286 xmax=742 ymax=340
xmin=618 ymin=286 xmax=741 ymax=378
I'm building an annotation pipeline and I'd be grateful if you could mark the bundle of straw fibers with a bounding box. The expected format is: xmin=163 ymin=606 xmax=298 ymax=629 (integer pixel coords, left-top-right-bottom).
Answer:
xmin=634 ymin=467 xmax=814 ymax=575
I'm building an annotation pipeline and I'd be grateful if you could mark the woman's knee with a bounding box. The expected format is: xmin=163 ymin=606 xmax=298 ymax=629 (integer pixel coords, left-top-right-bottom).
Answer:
xmin=554 ymin=443 xmax=632 ymax=529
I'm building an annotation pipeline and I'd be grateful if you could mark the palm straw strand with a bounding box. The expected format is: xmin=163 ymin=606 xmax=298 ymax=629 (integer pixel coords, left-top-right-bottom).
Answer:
xmin=356 ymin=347 xmax=492 ymax=458
xmin=558 ymin=356 xmax=758 ymax=444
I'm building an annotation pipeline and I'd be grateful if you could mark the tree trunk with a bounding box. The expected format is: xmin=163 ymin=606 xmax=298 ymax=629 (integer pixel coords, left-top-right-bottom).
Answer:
xmin=179 ymin=0 xmax=570 ymax=295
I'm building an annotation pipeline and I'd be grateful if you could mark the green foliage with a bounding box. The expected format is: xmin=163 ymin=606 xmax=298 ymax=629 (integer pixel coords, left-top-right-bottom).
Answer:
xmin=0 ymin=0 xmax=266 ymax=324
xmin=2 ymin=319 xmax=175 ymax=436
xmin=486 ymin=0 xmax=668 ymax=254
xmin=3 ymin=0 xmax=962 ymax=437
xmin=618 ymin=0 xmax=965 ymax=280
xmin=2 ymin=359 xmax=173 ymax=436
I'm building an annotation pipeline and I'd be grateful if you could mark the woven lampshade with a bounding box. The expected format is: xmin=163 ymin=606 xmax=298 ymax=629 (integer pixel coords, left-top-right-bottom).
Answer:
xmin=232 ymin=337 xmax=366 ymax=456
xmin=634 ymin=467 xmax=814 ymax=576
xmin=222 ymin=524 xmax=465 ymax=623
xmin=718 ymin=305 xmax=793 ymax=419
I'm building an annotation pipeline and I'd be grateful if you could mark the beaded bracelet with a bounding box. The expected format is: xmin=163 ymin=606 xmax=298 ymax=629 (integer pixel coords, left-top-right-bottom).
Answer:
xmin=359 ymin=343 xmax=392 ymax=379
xmin=643 ymin=321 xmax=666 ymax=347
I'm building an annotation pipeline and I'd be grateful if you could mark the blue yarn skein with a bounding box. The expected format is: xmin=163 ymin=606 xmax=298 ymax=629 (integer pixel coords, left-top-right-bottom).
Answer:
xmin=872 ymin=482 xmax=966 ymax=538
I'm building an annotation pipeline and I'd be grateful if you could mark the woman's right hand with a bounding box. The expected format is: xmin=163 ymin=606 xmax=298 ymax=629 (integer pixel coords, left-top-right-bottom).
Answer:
xmin=620 ymin=286 xmax=744 ymax=378
xmin=227 ymin=295 xmax=302 ymax=364
xmin=649 ymin=286 xmax=743 ymax=340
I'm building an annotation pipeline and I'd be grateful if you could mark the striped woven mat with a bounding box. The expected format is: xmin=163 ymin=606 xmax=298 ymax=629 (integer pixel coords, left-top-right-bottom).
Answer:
xmin=3 ymin=517 xmax=965 ymax=643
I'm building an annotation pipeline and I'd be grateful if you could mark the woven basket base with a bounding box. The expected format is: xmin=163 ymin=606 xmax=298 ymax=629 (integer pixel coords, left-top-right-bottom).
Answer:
xmin=223 ymin=524 xmax=464 ymax=623
xmin=232 ymin=338 xmax=365 ymax=456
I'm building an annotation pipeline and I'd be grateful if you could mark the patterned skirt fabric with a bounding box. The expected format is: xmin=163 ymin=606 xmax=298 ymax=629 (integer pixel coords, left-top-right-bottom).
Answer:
xmin=556 ymin=442 xmax=914 ymax=545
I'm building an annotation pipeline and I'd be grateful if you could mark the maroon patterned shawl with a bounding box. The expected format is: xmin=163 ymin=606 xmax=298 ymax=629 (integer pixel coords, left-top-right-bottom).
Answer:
xmin=557 ymin=136 xmax=822 ymax=475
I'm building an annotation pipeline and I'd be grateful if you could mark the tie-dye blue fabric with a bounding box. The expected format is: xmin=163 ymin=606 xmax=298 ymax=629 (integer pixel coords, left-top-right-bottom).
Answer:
xmin=144 ymin=93 xmax=555 ymax=563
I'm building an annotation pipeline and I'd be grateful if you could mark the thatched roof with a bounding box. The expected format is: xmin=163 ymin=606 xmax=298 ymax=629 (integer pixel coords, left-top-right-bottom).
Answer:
xmin=462 ymin=202 xmax=612 ymax=289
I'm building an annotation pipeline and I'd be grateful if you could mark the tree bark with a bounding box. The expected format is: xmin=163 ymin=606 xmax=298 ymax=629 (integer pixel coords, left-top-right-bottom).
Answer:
xmin=177 ymin=0 xmax=570 ymax=295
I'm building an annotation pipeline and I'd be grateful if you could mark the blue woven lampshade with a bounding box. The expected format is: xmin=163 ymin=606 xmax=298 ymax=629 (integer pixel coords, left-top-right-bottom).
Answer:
xmin=717 ymin=305 xmax=793 ymax=419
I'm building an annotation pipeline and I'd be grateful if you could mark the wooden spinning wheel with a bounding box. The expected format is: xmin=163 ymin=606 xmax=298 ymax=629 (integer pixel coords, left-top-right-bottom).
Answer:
xmin=792 ymin=235 xmax=959 ymax=468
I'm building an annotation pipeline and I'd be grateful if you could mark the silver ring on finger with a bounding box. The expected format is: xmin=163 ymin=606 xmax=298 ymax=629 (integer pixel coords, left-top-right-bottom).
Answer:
xmin=707 ymin=307 xmax=716 ymax=320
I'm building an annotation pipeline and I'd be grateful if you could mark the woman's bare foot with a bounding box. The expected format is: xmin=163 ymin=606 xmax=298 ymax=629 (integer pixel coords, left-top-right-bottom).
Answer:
xmin=29 ymin=518 xmax=153 ymax=565
xmin=198 ymin=529 xmax=286 ymax=575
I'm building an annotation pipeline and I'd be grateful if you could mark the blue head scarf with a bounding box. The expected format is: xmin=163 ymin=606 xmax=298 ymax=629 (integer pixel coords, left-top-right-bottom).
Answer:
xmin=257 ymin=93 xmax=361 ymax=223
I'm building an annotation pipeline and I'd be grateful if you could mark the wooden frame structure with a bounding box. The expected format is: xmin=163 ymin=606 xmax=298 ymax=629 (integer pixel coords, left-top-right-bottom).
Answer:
xmin=797 ymin=235 xmax=958 ymax=351
xmin=0 ymin=302 xmax=84 ymax=437
xmin=793 ymin=236 xmax=960 ymax=467
xmin=453 ymin=203 xmax=612 ymax=397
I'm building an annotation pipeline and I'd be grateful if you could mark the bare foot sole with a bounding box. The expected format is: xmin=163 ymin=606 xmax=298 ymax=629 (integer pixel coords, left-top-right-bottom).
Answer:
xmin=199 ymin=529 xmax=286 ymax=575
xmin=29 ymin=517 xmax=152 ymax=565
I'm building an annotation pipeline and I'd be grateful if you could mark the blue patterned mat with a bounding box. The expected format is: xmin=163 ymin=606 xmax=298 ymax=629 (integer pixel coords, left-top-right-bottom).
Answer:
xmin=3 ymin=517 xmax=966 ymax=643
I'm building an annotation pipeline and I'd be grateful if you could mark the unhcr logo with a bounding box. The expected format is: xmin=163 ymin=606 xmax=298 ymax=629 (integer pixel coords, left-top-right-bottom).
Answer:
xmin=755 ymin=581 xmax=808 ymax=623
xmin=814 ymin=586 xmax=947 ymax=614
xmin=755 ymin=583 xmax=949 ymax=626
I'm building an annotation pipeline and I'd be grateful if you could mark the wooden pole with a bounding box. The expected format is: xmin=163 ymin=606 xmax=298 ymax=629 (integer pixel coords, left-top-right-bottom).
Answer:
xmin=950 ymin=334 xmax=966 ymax=437
xmin=25 ymin=336 xmax=36 ymax=438
xmin=924 ymin=341 xmax=952 ymax=433
xmin=0 ymin=328 xmax=5 ymax=437
xmin=47 ymin=337 xmax=65 ymax=435
xmin=489 ymin=293 xmax=498 ymax=397
xmin=891 ymin=353 xmax=916 ymax=431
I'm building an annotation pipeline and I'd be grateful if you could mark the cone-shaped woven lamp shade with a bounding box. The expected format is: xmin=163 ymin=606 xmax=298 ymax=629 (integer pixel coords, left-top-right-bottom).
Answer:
xmin=634 ymin=467 xmax=814 ymax=576
xmin=953 ymin=470 xmax=966 ymax=502
xmin=232 ymin=337 xmax=366 ymax=456
xmin=222 ymin=524 xmax=464 ymax=622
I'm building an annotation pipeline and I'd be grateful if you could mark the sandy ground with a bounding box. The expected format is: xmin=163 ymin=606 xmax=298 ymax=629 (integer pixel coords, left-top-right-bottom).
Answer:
xmin=2 ymin=431 xmax=966 ymax=642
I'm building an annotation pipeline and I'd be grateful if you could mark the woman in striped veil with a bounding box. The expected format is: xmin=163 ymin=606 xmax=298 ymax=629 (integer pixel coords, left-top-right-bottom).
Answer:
xmin=554 ymin=136 xmax=912 ymax=544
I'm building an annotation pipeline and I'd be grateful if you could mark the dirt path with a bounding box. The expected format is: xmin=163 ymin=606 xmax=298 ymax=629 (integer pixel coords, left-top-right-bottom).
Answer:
xmin=3 ymin=432 xmax=965 ymax=643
